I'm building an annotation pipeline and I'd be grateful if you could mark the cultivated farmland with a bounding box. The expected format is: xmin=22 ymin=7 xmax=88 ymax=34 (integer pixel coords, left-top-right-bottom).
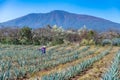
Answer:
xmin=0 ymin=44 xmax=119 ymax=80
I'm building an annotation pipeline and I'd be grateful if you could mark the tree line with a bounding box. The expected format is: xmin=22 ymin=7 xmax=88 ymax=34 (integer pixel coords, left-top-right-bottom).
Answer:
xmin=0 ymin=25 xmax=120 ymax=46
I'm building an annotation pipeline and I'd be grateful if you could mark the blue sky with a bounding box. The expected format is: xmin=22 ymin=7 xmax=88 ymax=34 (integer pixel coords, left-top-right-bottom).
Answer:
xmin=0 ymin=0 xmax=120 ymax=23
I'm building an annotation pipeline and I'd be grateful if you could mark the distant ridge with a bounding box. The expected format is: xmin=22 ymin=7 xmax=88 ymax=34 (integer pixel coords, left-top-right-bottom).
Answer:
xmin=0 ymin=10 xmax=120 ymax=31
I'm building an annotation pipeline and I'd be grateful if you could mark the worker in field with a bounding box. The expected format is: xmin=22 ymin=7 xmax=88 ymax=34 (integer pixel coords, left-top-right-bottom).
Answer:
xmin=38 ymin=46 xmax=46 ymax=54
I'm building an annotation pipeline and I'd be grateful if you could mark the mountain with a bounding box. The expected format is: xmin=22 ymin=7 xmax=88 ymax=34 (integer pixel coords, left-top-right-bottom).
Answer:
xmin=0 ymin=10 xmax=120 ymax=31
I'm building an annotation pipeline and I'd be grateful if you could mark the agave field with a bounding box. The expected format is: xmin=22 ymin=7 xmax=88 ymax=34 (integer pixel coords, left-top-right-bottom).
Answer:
xmin=0 ymin=44 xmax=119 ymax=80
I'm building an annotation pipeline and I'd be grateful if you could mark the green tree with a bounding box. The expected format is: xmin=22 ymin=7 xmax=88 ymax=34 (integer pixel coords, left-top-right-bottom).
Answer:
xmin=19 ymin=26 xmax=32 ymax=44
xmin=87 ymin=30 xmax=95 ymax=40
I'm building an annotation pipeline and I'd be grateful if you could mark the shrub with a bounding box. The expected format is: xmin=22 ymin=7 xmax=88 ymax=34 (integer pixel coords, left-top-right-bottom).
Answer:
xmin=51 ymin=38 xmax=64 ymax=46
xmin=112 ymin=38 xmax=120 ymax=46
xmin=89 ymin=39 xmax=95 ymax=45
xmin=80 ymin=39 xmax=89 ymax=45
xmin=102 ymin=39 xmax=112 ymax=46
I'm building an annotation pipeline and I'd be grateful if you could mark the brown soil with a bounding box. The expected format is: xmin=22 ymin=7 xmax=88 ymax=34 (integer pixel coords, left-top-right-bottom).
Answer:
xmin=71 ymin=47 xmax=119 ymax=80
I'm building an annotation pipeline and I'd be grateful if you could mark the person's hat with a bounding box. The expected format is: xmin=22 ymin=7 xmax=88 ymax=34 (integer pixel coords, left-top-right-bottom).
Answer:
xmin=43 ymin=46 xmax=46 ymax=48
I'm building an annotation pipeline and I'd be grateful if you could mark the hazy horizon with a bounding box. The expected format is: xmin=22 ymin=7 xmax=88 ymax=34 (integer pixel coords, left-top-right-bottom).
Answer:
xmin=0 ymin=0 xmax=120 ymax=23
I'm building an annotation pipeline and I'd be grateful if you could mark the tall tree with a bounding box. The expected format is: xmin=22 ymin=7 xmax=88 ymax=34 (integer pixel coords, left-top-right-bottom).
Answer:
xmin=19 ymin=26 xmax=32 ymax=44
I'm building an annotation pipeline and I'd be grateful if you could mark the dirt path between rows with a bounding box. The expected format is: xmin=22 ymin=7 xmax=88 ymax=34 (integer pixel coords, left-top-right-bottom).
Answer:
xmin=71 ymin=47 xmax=119 ymax=80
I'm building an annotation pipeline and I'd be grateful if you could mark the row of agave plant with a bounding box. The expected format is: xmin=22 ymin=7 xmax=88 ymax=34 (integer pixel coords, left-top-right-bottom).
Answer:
xmin=0 ymin=45 xmax=88 ymax=79
xmin=102 ymin=50 xmax=120 ymax=80
xmin=41 ymin=47 xmax=112 ymax=80
xmin=0 ymin=44 xmax=61 ymax=60
xmin=14 ymin=45 xmax=82 ymax=69
xmin=0 ymin=44 xmax=69 ymax=63
xmin=32 ymin=46 xmax=90 ymax=71
xmin=0 ymin=44 xmax=65 ymax=80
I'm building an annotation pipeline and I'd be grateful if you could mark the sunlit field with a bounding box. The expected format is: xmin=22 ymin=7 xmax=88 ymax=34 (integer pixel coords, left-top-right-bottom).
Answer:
xmin=0 ymin=44 xmax=119 ymax=80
